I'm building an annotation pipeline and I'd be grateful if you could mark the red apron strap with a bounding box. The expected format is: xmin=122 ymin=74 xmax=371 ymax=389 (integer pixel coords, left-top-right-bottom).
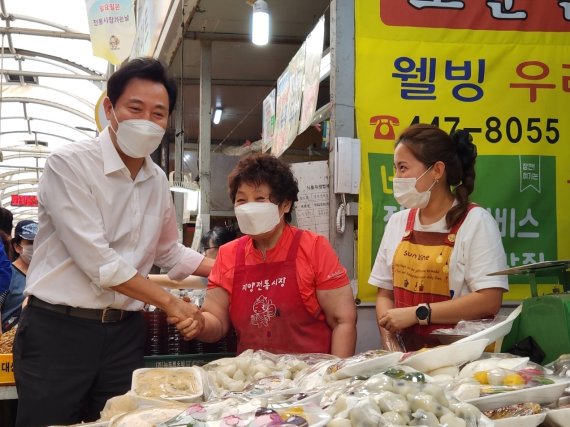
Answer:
xmin=286 ymin=229 xmax=303 ymax=262
xmin=234 ymin=235 xmax=250 ymax=268
xmin=402 ymin=209 xmax=417 ymax=241
xmin=445 ymin=203 xmax=478 ymax=247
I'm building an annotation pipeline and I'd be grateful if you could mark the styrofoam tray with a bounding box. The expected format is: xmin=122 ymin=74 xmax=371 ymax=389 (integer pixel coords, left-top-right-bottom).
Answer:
xmin=466 ymin=377 xmax=570 ymax=411
xmin=50 ymin=422 xmax=109 ymax=427
xmin=131 ymin=367 xmax=203 ymax=402
xmin=399 ymin=339 xmax=489 ymax=372
xmin=331 ymin=350 xmax=403 ymax=378
xmin=543 ymin=407 xmax=570 ymax=427
xmin=493 ymin=413 xmax=547 ymax=427
xmin=454 ymin=305 xmax=522 ymax=346
xmin=109 ymin=407 xmax=184 ymax=427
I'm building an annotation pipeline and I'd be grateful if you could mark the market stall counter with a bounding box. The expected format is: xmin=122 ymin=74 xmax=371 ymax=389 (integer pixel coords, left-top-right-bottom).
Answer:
xmin=87 ymin=346 xmax=570 ymax=426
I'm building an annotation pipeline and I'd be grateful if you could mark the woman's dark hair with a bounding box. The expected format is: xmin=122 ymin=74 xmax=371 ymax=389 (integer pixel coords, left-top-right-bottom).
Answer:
xmin=201 ymin=226 xmax=238 ymax=250
xmin=228 ymin=153 xmax=299 ymax=223
xmin=9 ymin=234 xmax=23 ymax=262
xmin=107 ymin=57 xmax=177 ymax=114
xmin=0 ymin=207 xmax=12 ymax=256
xmin=396 ymin=124 xmax=477 ymax=227
xmin=0 ymin=207 xmax=13 ymax=236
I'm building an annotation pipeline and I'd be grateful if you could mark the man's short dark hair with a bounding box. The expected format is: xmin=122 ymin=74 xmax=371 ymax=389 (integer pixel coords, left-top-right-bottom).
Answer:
xmin=106 ymin=57 xmax=177 ymax=114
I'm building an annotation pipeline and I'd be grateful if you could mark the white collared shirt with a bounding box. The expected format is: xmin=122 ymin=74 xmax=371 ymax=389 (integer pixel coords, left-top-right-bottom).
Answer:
xmin=25 ymin=127 xmax=204 ymax=310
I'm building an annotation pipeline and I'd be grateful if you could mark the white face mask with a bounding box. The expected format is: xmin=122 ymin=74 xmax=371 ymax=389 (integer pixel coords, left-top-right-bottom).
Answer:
xmin=393 ymin=166 xmax=436 ymax=209
xmin=20 ymin=245 xmax=33 ymax=264
xmin=234 ymin=202 xmax=281 ymax=236
xmin=109 ymin=106 xmax=165 ymax=158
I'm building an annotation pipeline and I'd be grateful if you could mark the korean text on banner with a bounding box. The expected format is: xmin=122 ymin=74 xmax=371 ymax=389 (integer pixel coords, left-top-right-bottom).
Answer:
xmin=85 ymin=0 xmax=136 ymax=65
xmin=356 ymin=1 xmax=570 ymax=303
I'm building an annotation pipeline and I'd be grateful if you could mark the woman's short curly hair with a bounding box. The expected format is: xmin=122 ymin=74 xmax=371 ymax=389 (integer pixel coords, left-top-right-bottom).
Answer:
xmin=228 ymin=153 xmax=299 ymax=223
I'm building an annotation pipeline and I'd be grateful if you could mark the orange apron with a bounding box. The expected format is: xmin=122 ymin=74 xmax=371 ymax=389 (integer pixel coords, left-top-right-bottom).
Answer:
xmin=392 ymin=204 xmax=476 ymax=350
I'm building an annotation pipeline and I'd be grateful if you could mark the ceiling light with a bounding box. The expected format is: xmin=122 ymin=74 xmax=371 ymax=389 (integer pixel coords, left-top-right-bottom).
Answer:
xmin=252 ymin=0 xmax=270 ymax=46
xmin=213 ymin=108 xmax=223 ymax=125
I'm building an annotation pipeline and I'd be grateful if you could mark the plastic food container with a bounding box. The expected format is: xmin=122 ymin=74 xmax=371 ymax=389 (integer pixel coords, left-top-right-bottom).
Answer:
xmin=130 ymin=367 xmax=203 ymax=403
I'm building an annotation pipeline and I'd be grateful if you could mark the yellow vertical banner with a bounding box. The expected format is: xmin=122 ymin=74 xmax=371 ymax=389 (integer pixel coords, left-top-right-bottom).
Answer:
xmin=356 ymin=1 xmax=570 ymax=303
xmin=85 ymin=0 xmax=136 ymax=65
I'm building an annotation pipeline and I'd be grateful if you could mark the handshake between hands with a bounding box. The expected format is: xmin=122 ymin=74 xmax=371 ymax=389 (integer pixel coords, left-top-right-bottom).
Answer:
xmin=165 ymin=297 xmax=205 ymax=340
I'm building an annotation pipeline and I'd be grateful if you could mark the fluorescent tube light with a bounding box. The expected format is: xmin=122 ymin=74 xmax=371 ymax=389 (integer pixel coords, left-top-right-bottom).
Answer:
xmin=213 ymin=108 xmax=223 ymax=125
xmin=252 ymin=0 xmax=269 ymax=46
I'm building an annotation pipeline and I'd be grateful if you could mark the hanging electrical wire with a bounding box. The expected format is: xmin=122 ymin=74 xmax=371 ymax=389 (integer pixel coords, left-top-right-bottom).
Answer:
xmin=213 ymin=92 xmax=269 ymax=152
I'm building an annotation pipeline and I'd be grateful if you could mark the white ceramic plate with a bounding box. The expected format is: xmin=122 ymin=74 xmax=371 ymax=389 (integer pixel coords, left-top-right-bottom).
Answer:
xmin=398 ymin=339 xmax=489 ymax=372
xmin=333 ymin=350 xmax=403 ymax=378
xmin=466 ymin=377 xmax=570 ymax=411
xmin=493 ymin=413 xmax=547 ymax=427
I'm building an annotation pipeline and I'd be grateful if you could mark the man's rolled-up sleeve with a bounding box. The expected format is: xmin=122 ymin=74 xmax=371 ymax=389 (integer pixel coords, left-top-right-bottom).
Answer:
xmin=153 ymin=181 xmax=205 ymax=280
xmin=166 ymin=246 xmax=205 ymax=281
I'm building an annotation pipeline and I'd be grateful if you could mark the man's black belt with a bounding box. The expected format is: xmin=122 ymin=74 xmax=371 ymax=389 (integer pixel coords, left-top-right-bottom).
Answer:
xmin=28 ymin=295 xmax=135 ymax=323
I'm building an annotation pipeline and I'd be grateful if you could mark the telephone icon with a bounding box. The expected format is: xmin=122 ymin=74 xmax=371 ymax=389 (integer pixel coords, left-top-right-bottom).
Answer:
xmin=370 ymin=115 xmax=400 ymax=140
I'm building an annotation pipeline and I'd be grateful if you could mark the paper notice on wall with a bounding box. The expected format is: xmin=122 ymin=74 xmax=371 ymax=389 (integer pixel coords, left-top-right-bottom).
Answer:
xmin=291 ymin=161 xmax=330 ymax=239
xmin=85 ymin=0 xmax=136 ymax=65
xmin=262 ymin=89 xmax=276 ymax=153
xmin=272 ymin=68 xmax=290 ymax=158
xmin=272 ymin=44 xmax=307 ymax=158
xmin=299 ymin=17 xmax=325 ymax=134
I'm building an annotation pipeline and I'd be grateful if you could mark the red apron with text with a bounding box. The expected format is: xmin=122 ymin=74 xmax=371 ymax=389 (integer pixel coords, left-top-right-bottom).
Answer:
xmin=229 ymin=230 xmax=332 ymax=354
xmin=392 ymin=205 xmax=476 ymax=350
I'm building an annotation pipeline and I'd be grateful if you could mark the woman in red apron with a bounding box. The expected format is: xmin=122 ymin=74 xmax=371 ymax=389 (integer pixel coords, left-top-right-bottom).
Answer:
xmin=369 ymin=124 xmax=509 ymax=351
xmin=196 ymin=154 xmax=357 ymax=357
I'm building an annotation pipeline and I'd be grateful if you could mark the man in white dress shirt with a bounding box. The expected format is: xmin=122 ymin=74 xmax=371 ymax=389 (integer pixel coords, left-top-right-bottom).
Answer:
xmin=13 ymin=58 xmax=213 ymax=426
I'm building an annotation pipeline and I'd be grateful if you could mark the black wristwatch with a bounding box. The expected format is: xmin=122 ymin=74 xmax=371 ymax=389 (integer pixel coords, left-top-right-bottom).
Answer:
xmin=416 ymin=303 xmax=431 ymax=326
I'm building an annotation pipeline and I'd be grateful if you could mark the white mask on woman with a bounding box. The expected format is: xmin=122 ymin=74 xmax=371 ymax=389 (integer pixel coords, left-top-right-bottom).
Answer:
xmin=234 ymin=202 xmax=281 ymax=236
xmin=109 ymin=106 xmax=165 ymax=158
xmin=393 ymin=166 xmax=436 ymax=209
xmin=20 ymin=245 xmax=33 ymax=265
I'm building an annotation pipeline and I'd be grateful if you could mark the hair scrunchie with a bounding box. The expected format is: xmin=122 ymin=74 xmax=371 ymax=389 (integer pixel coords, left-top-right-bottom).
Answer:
xmin=451 ymin=129 xmax=477 ymax=167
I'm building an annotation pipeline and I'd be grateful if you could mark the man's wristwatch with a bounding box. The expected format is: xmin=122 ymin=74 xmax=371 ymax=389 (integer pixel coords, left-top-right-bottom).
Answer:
xmin=415 ymin=303 xmax=431 ymax=326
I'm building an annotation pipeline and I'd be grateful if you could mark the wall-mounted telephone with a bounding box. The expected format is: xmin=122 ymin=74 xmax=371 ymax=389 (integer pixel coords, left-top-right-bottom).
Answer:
xmin=370 ymin=115 xmax=399 ymax=140
xmin=334 ymin=137 xmax=361 ymax=194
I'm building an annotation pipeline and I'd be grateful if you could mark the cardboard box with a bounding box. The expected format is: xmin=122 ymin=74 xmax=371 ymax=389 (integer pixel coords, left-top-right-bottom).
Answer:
xmin=0 ymin=353 xmax=14 ymax=385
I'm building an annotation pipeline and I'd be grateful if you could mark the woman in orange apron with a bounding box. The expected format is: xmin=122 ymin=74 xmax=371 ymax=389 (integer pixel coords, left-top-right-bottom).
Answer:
xmin=369 ymin=124 xmax=509 ymax=351
xmin=195 ymin=154 xmax=357 ymax=357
